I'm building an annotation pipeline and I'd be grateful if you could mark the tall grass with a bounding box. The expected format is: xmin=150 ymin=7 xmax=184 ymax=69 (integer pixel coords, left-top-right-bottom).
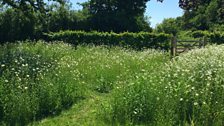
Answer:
xmin=0 ymin=40 xmax=168 ymax=125
xmin=163 ymin=45 xmax=224 ymax=125
xmin=105 ymin=45 xmax=224 ymax=126
xmin=0 ymin=41 xmax=84 ymax=125
xmin=3 ymin=40 xmax=223 ymax=126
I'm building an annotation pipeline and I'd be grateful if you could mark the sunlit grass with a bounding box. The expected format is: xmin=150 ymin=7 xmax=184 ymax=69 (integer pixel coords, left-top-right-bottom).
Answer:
xmin=105 ymin=45 xmax=224 ymax=125
xmin=0 ymin=41 xmax=86 ymax=125
xmin=1 ymin=41 xmax=223 ymax=126
xmin=0 ymin=40 xmax=168 ymax=125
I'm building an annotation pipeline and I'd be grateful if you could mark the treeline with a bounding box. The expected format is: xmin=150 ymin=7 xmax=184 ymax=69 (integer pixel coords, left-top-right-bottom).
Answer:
xmin=155 ymin=0 xmax=224 ymax=36
xmin=0 ymin=0 xmax=223 ymax=44
xmin=0 ymin=0 xmax=152 ymax=43
xmin=0 ymin=4 xmax=91 ymax=42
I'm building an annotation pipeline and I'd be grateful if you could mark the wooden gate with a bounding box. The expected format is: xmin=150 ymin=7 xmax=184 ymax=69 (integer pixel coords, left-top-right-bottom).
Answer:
xmin=170 ymin=36 xmax=207 ymax=58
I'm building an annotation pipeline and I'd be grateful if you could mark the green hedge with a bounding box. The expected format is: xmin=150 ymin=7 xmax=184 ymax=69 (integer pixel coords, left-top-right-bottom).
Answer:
xmin=191 ymin=31 xmax=224 ymax=44
xmin=46 ymin=31 xmax=172 ymax=50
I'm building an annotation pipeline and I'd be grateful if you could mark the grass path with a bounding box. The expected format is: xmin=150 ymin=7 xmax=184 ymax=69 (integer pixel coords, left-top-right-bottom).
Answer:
xmin=31 ymin=92 xmax=109 ymax=126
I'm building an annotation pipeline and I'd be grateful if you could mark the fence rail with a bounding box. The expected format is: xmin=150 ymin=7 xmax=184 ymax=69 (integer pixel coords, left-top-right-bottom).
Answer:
xmin=171 ymin=36 xmax=207 ymax=58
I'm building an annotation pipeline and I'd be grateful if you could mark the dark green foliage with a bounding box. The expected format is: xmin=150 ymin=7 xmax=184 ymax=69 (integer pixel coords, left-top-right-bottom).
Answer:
xmin=83 ymin=0 xmax=158 ymax=32
xmin=155 ymin=0 xmax=222 ymax=32
xmin=0 ymin=1 xmax=151 ymax=43
xmin=178 ymin=0 xmax=210 ymax=10
xmin=191 ymin=31 xmax=224 ymax=44
xmin=154 ymin=18 xmax=181 ymax=35
xmin=0 ymin=9 xmax=38 ymax=42
xmin=0 ymin=0 xmax=65 ymax=13
xmin=47 ymin=31 xmax=171 ymax=50
xmin=209 ymin=24 xmax=224 ymax=32
xmin=0 ymin=5 xmax=91 ymax=42
xmin=47 ymin=4 xmax=91 ymax=32
xmin=0 ymin=0 xmax=159 ymax=43
xmin=180 ymin=0 xmax=224 ymax=31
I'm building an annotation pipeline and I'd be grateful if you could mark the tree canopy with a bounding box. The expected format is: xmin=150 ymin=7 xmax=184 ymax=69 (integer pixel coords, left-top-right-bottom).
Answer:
xmin=0 ymin=0 xmax=166 ymax=33
xmin=0 ymin=0 xmax=223 ymax=42
xmin=81 ymin=0 xmax=164 ymax=32
xmin=180 ymin=0 xmax=224 ymax=30
xmin=0 ymin=0 xmax=66 ymax=12
xmin=155 ymin=18 xmax=181 ymax=35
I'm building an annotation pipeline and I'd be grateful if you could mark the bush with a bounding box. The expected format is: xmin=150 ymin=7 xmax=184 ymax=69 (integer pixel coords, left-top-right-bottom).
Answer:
xmin=191 ymin=30 xmax=224 ymax=44
xmin=46 ymin=31 xmax=172 ymax=50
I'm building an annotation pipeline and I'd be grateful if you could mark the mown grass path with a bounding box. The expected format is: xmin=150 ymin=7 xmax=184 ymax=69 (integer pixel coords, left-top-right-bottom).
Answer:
xmin=31 ymin=91 xmax=109 ymax=126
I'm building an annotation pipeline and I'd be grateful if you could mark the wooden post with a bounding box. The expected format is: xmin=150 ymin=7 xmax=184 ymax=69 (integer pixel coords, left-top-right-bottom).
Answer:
xmin=199 ymin=36 xmax=206 ymax=48
xmin=203 ymin=36 xmax=207 ymax=47
xmin=199 ymin=39 xmax=203 ymax=48
xmin=171 ymin=36 xmax=177 ymax=58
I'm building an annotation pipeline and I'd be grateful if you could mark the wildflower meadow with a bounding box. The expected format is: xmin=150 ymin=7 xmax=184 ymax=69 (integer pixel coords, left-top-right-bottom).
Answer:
xmin=0 ymin=41 xmax=224 ymax=126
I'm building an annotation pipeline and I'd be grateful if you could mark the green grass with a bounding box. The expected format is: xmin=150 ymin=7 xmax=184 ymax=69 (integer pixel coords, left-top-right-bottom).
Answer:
xmin=30 ymin=93 xmax=109 ymax=126
xmin=103 ymin=45 xmax=224 ymax=126
xmin=1 ymin=40 xmax=224 ymax=126
xmin=0 ymin=40 xmax=168 ymax=125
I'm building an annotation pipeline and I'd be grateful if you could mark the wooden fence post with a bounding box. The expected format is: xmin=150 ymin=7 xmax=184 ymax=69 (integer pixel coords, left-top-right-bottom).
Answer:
xmin=171 ymin=36 xmax=177 ymax=58
xmin=203 ymin=36 xmax=207 ymax=47
xmin=199 ymin=36 xmax=207 ymax=48
xmin=199 ymin=38 xmax=203 ymax=48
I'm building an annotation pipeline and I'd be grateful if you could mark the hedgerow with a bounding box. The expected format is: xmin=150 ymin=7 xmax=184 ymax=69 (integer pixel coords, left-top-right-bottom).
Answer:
xmin=191 ymin=31 xmax=224 ymax=44
xmin=46 ymin=31 xmax=172 ymax=50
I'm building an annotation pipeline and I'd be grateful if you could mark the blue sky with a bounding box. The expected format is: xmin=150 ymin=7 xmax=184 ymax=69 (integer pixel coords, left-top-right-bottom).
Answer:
xmin=71 ymin=0 xmax=183 ymax=28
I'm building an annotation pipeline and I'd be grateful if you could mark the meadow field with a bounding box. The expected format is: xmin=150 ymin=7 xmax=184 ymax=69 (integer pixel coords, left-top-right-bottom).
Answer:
xmin=1 ymin=0 xmax=223 ymax=125
xmin=0 ymin=41 xmax=224 ymax=126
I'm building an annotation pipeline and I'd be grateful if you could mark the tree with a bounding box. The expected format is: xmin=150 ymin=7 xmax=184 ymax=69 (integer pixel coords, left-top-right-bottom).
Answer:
xmin=0 ymin=1 xmax=92 ymax=42
xmin=0 ymin=0 xmax=166 ymax=33
xmin=0 ymin=0 xmax=66 ymax=13
xmin=179 ymin=0 xmax=224 ymax=31
xmin=82 ymin=0 xmax=163 ymax=32
xmin=0 ymin=8 xmax=38 ymax=42
xmin=178 ymin=0 xmax=211 ymax=10
xmin=154 ymin=18 xmax=181 ymax=35
xmin=47 ymin=4 xmax=91 ymax=32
